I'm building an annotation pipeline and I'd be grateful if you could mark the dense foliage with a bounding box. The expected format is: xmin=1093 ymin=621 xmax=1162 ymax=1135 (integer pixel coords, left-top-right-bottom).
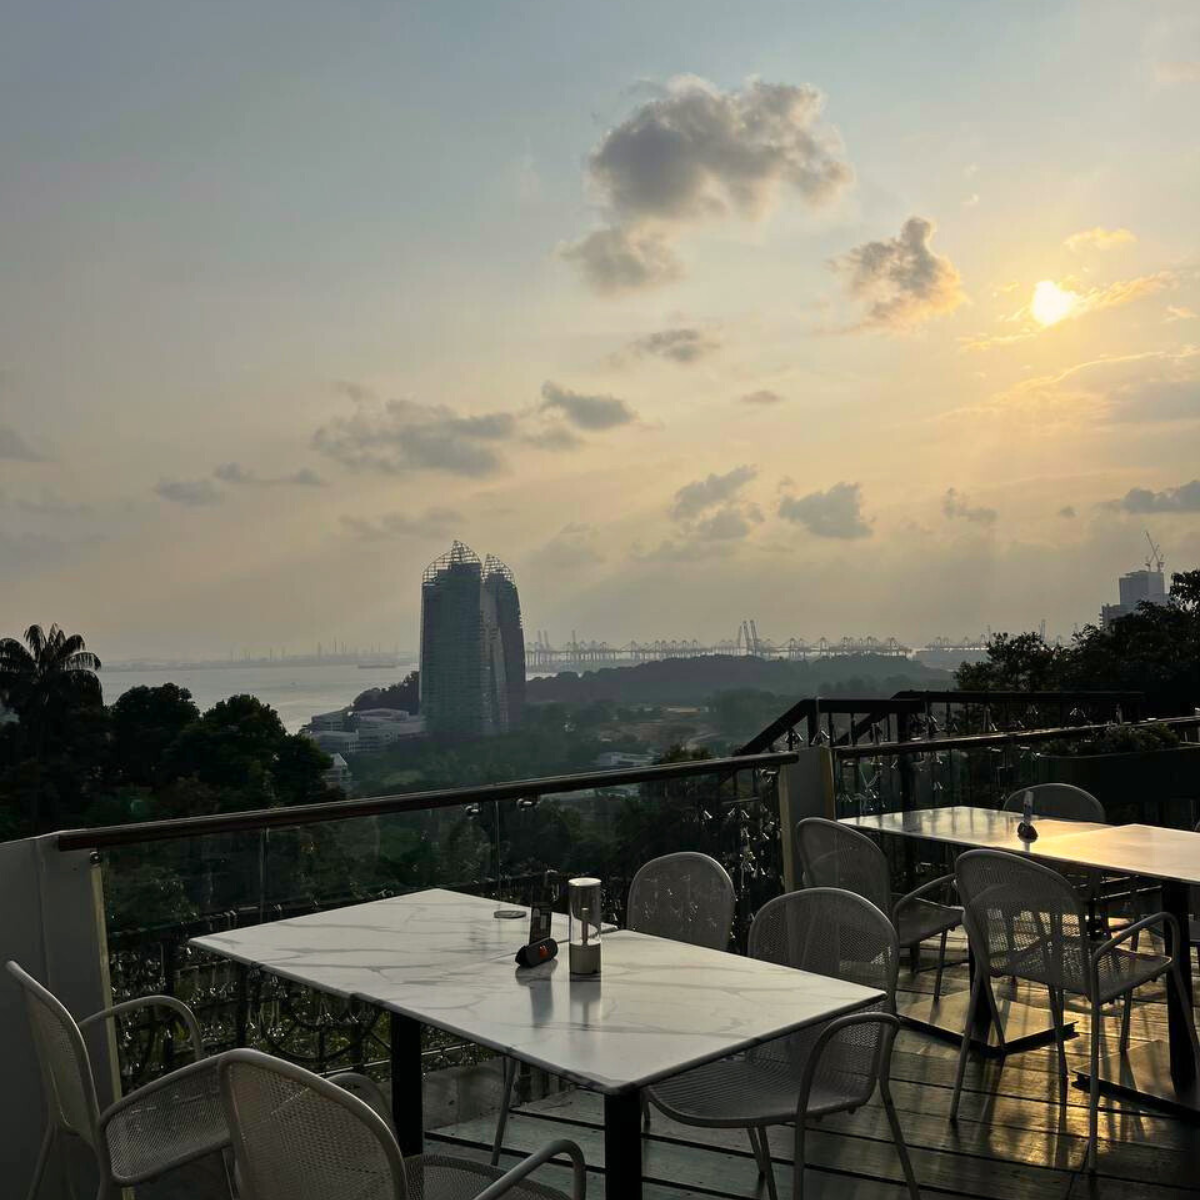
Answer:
xmin=957 ymin=569 xmax=1200 ymax=716
xmin=0 ymin=625 xmax=342 ymax=840
xmin=352 ymin=670 xmax=419 ymax=713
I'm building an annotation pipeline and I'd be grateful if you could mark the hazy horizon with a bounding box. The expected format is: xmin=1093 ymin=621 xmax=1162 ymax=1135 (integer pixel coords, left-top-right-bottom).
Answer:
xmin=3 ymin=1 xmax=1198 ymax=662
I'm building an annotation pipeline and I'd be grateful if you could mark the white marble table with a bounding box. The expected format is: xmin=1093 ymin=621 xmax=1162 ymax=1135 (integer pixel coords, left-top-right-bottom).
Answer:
xmin=843 ymin=811 xmax=1200 ymax=1114
xmin=193 ymin=887 xmax=883 ymax=1197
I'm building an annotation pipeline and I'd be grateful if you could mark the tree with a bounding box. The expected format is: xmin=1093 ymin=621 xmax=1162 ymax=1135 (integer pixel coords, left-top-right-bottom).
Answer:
xmin=109 ymin=684 xmax=200 ymax=789
xmin=353 ymin=671 xmax=419 ymax=714
xmin=955 ymin=632 xmax=1065 ymax=693
xmin=0 ymin=624 xmax=103 ymax=832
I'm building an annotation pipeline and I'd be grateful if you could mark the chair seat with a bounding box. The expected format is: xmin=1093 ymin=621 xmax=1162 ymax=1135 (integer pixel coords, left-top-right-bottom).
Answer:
xmin=105 ymin=1057 xmax=230 ymax=1184
xmin=405 ymin=1153 xmax=572 ymax=1200
xmin=895 ymin=899 xmax=961 ymax=948
xmin=648 ymin=1036 xmax=875 ymax=1128
xmin=992 ymin=942 xmax=1172 ymax=1005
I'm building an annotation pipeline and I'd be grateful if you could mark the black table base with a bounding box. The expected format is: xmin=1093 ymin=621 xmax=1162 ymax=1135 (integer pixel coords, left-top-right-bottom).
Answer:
xmin=1076 ymin=1039 xmax=1200 ymax=1118
xmin=898 ymin=989 xmax=1076 ymax=1057
xmin=391 ymin=1012 xmax=424 ymax=1157
xmin=604 ymin=1091 xmax=644 ymax=1197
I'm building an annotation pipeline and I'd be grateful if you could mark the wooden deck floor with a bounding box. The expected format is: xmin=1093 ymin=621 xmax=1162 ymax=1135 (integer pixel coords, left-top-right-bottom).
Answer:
xmin=431 ymin=941 xmax=1200 ymax=1200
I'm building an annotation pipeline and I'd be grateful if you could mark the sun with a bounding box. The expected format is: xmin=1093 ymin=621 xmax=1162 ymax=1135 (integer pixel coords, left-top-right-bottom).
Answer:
xmin=1030 ymin=280 xmax=1079 ymax=326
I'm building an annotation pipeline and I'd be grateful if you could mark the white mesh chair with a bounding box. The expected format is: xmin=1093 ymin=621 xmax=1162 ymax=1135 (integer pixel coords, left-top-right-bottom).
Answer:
xmin=492 ymin=852 xmax=735 ymax=1163
xmin=646 ymin=889 xmax=920 ymax=1200
xmin=6 ymin=959 xmax=230 ymax=1200
xmin=950 ymin=850 xmax=1200 ymax=1170
xmin=796 ymin=817 xmax=961 ymax=1000
xmin=1001 ymin=783 xmax=1105 ymax=822
xmin=220 ymin=1047 xmax=586 ymax=1200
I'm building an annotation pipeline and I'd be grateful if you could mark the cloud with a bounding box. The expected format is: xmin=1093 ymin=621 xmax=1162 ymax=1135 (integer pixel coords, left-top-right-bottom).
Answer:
xmin=214 ymin=462 xmax=325 ymax=487
xmin=1167 ymin=306 xmax=1198 ymax=322
xmin=563 ymin=76 xmax=852 ymax=292
xmin=155 ymin=478 xmax=224 ymax=507
xmin=626 ymin=327 xmax=720 ymax=364
xmin=737 ymin=389 xmax=787 ymax=406
xmin=777 ymin=481 xmax=871 ymax=538
xmin=523 ymin=424 xmax=586 ymax=451
xmin=532 ymin=523 xmax=606 ymax=569
xmin=631 ymin=537 xmax=734 ymax=563
xmin=693 ymin=503 xmax=763 ymax=541
xmin=833 ymin=217 xmax=965 ymax=330
xmin=943 ymin=487 xmax=998 ymax=526
xmin=1111 ymin=480 xmax=1200 ymax=514
xmin=0 ymin=425 xmax=44 ymax=462
xmin=540 ymin=381 xmax=638 ymax=430
xmin=1064 ymin=227 xmax=1137 ymax=253
xmin=1059 ymin=505 xmax=1077 ymax=519
xmin=3 ymin=489 xmax=91 ymax=516
xmin=558 ymin=228 xmax=683 ymax=294
xmin=671 ymin=465 xmax=757 ymax=520
xmin=339 ymin=507 xmax=463 ymax=540
xmin=313 ymin=397 xmax=517 ymax=477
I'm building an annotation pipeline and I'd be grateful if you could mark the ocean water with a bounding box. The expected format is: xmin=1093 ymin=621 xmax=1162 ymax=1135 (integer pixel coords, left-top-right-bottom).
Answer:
xmin=100 ymin=662 xmax=418 ymax=731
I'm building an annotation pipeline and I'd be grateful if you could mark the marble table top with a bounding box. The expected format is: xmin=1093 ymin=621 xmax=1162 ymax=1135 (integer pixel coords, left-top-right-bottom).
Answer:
xmin=1016 ymin=823 xmax=1200 ymax=885
xmin=192 ymin=888 xmax=882 ymax=1095
xmin=843 ymin=806 xmax=1109 ymax=856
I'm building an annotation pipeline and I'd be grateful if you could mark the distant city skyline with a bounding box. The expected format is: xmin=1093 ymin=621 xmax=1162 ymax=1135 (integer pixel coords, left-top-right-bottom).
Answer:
xmin=3 ymin=1 xmax=1198 ymax=661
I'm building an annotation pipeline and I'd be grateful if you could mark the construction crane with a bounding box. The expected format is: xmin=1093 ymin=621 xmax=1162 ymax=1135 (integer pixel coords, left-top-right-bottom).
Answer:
xmin=1144 ymin=530 xmax=1165 ymax=574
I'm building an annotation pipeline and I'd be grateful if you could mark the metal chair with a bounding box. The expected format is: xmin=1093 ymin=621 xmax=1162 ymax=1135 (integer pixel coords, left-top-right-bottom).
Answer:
xmin=491 ymin=852 xmax=735 ymax=1163
xmin=796 ymin=817 xmax=961 ymax=999
xmin=221 ymin=1047 xmax=586 ymax=1200
xmin=950 ymin=850 xmax=1200 ymax=1170
xmin=646 ymin=888 xmax=920 ymax=1200
xmin=1001 ymin=783 xmax=1105 ymax=823
xmin=7 ymin=959 xmax=230 ymax=1200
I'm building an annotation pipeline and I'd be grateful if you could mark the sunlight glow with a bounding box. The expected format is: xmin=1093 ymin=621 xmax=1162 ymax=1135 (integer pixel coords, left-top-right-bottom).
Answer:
xmin=1030 ymin=280 xmax=1079 ymax=326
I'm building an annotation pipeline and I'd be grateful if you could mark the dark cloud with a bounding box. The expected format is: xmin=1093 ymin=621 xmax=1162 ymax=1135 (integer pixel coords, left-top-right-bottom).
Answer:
xmin=833 ymin=216 xmax=964 ymax=329
xmin=524 ymin=425 xmax=586 ymax=451
xmin=154 ymin=478 xmax=224 ymax=507
xmin=532 ymin=523 xmax=606 ymax=569
xmin=313 ymin=398 xmax=517 ymax=477
xmin=215 ymin=462 xmax=326 ymax=487
xmin=540 ymin=382 xmax=638 ymax=430
xmin=671 ymin=465 xmax=757 ymax=520
xmin=7 ymin=489 xmax=91 ymax=516
xmin=778 ymin=481 xmax=871 ymax=538
xmin=627 ymin=327 xmax=721 ymax=364
xmin=563 ymin=76 xmax=852 ymax=293
xmin=942 ymin=487 xmax=998 ymax=526
xmin=1112 ymin=480 xmax=1200 ymax=513
xmin=1059 ymin=505 xmax=1077 ymax=519
xmin=340 ymin=507 xmax=463 ymax=540
xmin=738 ymin=389 xmax=787 ymax=406
xmin=693 ymin=503 xmax=763 ymax=541
xmin=0 ymin=425 xmax=44 ymax=462
xmin=558 ymin=228 xmax=683 ymax=294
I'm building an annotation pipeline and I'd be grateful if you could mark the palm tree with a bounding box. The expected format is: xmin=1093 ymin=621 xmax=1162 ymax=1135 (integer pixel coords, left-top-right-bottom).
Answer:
xmin=0 ymin=624 xmax=102 ymax=832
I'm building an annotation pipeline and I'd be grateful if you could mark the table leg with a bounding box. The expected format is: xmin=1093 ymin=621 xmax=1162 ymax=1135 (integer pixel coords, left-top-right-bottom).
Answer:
xmin=604 ymin=1091 xmax=644 ymax=1200
xmin=1163 ymin=880 xmax=1196 ymax=1087
xmin=391 ymin=1012 xmax=424 ymax=1157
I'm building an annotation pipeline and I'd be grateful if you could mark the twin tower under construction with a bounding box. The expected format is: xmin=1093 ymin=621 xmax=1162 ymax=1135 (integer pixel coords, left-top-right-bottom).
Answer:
xmin=419 ymin=541 xmax=527 ymax=738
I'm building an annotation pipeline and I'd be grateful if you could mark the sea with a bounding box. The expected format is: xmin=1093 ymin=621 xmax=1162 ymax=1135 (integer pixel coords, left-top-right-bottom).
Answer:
xmin=99 ymin=662 xmax=418 ymax=732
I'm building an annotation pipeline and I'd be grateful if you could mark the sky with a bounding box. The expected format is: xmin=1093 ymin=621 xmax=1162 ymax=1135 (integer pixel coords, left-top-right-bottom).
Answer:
xmin=2 ymin=0 xmax=1199 ymax=660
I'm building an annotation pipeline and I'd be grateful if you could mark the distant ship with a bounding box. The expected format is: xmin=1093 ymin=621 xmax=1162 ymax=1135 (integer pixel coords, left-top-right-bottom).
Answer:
xmin=358 ymin=660 xmax=398 ymax=669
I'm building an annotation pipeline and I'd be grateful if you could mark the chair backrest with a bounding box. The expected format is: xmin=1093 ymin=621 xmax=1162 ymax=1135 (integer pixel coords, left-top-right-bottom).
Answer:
xmin=1001 ymin=783 xmax=1105 ymax=823
xmin=6 ymin=960 xmax=101 ymax=1149
xmin=219 ymin=1049 xmax=405 ymax=1200
xmin=795 ymin=818 xmax=891 ymax=914
xmin=626 ymin=851 xmax=736 ymax=951
xmin=955 ymin=850 xmax=1089 ymax=993
xmin=747 ymin=889 xmax=899 ymax=1108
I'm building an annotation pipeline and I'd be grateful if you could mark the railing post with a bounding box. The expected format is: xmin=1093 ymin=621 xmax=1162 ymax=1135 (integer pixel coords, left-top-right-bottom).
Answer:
xmin=777 ymin=748 xmax=834 ymax=892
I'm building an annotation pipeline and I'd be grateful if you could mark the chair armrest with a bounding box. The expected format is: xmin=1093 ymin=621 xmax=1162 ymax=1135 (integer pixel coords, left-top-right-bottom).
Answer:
xmin=795 ymin=1011 xmax=899 ymax=1122
xmin=329 ymin=1071 xmax=396 ymax=1134
xmin=1091 ymin=911 xmax=1182 ymax=965
xmin=892 ymin=872 xmax=957 ymax=923
xmin=473 ymin=1137 xmax=587 ymax=1200
xmin=80 ymin=994 xmax=205 ymax=1061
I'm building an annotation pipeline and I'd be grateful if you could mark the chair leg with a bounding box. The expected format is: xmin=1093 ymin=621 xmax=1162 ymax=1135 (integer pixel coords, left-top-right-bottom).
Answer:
xmin=1120 ymin=989 xmax=1133 ymax=1053
xmin=1168 ymin=959 xmax=1200 ymax=1064
xmin=984 ymin=979 xmax=1006 ymax=1051
xmin=752 ymin=1126 xmax=779 ymax=1200
xmin=791 ymin=1119 xmax=806 ymax=1200
xmin=642 ymin=1091 xmax=651 ymax=1132
xmin=490 ymin=1056 xmax=519 ymax=1166
xmin=26 ymin=1127 xmax=52 ymax=1200
xmin=746 ymin=1126 xmax=765 ymax=1177
xmin=1087 ymin=999 xmax=1102 ymax=1172
xmin=934 ymin=929 xmax=949 ymax=1002
xmin=951 ymin=969 xmax=986 ymax=1120
xmin=1046 ymin=986 xmax=1070 ymax=1098
xmin=881 ymin=1076 xmax=921 ymax=1200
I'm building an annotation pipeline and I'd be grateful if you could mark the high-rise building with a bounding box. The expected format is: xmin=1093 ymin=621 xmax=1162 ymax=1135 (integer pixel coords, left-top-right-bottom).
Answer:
xmin=484 ymin=555 xmax=527 ymax=728
xmin=1101 ymin=566 xmax=1168 ymax=627
xmin=420 ymin=541 xmax=526 ymax=738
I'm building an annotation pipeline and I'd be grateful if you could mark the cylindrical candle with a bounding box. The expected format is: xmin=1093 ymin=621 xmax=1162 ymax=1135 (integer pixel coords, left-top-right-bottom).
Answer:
xmin=567 ymin=877 xmax=602 ymax=977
